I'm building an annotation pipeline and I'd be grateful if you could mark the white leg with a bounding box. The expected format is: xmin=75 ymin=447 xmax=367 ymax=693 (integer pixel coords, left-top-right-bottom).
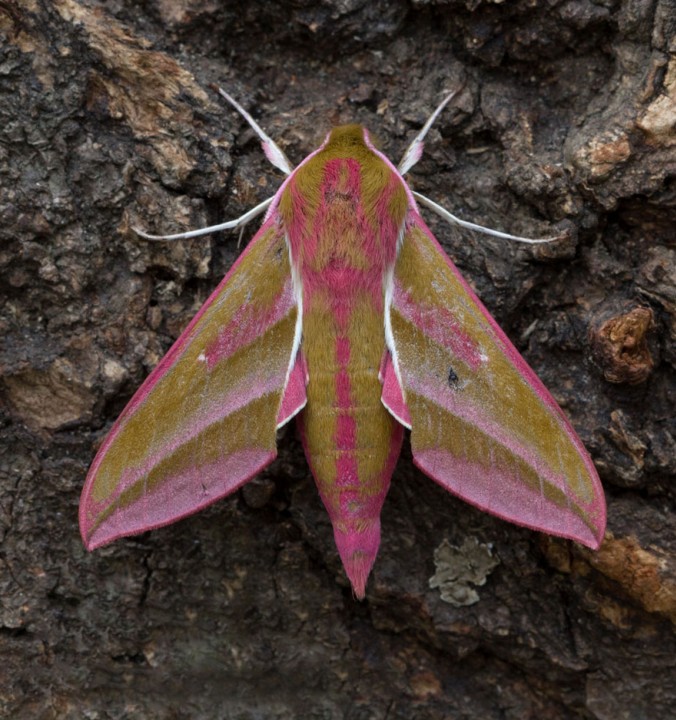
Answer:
xmin=133 ymin=196 xmax=275 ymax=241
xmin=414 ymin=192 xmax=560 ymax=245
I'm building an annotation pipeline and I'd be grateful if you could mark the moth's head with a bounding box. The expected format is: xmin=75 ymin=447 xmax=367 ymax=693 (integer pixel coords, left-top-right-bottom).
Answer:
xmin=321 ymin=124 xmax=385 ymax=161
xmin=324 ymin=124 xmax=369 ymax=150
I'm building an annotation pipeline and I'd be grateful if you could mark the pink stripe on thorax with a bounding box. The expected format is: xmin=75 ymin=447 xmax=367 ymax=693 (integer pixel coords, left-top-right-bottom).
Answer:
xmin=336 ymin=336 xmax=350 ymax=365
xmin=289 ymin=156 xmax=398 ymax=272
xmin=286 ymin=180 xmax=317 ymax=260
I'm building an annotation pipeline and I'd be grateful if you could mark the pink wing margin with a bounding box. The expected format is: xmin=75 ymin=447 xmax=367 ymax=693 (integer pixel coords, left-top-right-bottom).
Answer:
xmin=80 ymin=217 xmax=304 ymax=549
xmin=385 ymin=211 xmax=606 ymax=548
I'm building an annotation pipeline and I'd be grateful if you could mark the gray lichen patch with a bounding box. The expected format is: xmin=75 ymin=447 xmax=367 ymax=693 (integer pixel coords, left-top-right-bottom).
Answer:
xmin=429 ymin=537 xmax=500 ymax=607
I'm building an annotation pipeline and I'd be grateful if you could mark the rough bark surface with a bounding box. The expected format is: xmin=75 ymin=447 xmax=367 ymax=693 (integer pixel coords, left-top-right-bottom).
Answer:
xmin=1 ymin=0 xmax=674 ymax=718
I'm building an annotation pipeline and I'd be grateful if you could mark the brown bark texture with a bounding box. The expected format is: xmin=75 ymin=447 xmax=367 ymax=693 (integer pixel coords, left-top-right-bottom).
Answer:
xmin=1 ymin=0 xmax=675 ymax=718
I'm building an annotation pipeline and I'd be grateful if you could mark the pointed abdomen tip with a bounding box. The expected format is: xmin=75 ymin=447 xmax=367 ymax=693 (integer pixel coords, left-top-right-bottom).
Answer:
xmin=333 ymin=521 xmax=382 ymax=600
xmin=344 ymin=552 xmax=374 ymax=600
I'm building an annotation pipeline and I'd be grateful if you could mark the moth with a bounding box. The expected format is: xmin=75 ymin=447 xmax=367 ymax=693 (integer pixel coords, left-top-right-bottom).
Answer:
xmin=80 ymin=89 xmax=606 ymax=598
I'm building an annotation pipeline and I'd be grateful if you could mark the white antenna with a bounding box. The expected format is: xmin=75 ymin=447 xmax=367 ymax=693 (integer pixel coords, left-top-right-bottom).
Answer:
xmin=215 ymin=87 xmax=293 ymax=176
xmin=398 ymin=90 xmax=459 ymax=175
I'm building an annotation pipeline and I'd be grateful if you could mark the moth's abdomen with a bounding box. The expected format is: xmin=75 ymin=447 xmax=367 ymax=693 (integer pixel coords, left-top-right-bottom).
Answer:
xmin=299 ymin=290 xmax=403 ymax=598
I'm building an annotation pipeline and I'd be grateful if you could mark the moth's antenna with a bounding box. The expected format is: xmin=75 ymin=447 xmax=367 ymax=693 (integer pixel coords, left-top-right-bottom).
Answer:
xmin=214 ymin=86 xmax=294 ymax=176
xmin=133 ymin=196 xmax=274 ymax=241
xmin=398 ymin=89 xmax=460 ymax=175
xmin=414 ymin=192 xmax=560 ymax=244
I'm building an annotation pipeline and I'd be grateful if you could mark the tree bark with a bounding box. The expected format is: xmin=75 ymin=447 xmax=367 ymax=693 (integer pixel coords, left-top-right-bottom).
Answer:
xmin=1 ymin=1 xmax=674 ymax=718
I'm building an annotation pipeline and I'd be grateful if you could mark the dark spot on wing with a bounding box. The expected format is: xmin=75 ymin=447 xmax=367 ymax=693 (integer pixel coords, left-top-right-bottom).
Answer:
xmin=448 ymin=366 xmax=459 ymax=389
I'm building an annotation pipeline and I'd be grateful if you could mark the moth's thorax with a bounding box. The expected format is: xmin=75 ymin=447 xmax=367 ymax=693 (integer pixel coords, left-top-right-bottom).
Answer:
xmin=279 ymin=125 xmax=408 ymax=288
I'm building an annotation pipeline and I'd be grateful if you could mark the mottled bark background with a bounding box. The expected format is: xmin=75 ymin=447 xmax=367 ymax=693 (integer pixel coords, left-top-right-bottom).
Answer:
xmin=0 ymin=0 xmax=674 ymax=718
